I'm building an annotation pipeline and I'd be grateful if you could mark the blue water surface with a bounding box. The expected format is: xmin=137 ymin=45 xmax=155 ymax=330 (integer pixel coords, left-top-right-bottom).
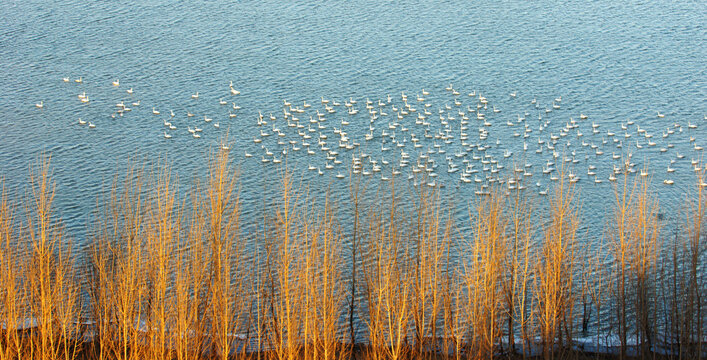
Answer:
xmin=0 ymin=0 xmax=705 ymax=242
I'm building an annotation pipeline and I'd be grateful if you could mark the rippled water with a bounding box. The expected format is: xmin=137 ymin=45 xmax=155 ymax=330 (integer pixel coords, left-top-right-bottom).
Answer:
xmin=0 ymin=0 xmax=705 ymax=242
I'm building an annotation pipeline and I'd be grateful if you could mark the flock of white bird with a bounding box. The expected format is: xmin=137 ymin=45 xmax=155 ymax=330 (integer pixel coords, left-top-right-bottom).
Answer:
xmin=37 ymin=77 xmax=706 ymax=194
xmin=47 ymin=76 xmax=243 ymax=139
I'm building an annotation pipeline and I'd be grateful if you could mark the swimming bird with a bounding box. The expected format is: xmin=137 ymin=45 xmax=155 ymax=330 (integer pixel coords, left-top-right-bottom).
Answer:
xmin=229 ymin=81 xmax=240 ymax=95
xmin=35 ymin=101 xmax=43 ymax=109
xmin=112 ymin=79 xmax=119 ymax=86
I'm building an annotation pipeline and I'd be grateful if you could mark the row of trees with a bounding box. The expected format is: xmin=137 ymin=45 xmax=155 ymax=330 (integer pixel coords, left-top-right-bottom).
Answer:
xmin=0 ymin=153 xmax=704 ymax=360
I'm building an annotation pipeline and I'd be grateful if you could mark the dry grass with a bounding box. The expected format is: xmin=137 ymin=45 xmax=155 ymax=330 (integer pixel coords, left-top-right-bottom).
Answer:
xmin=0 ymin=179 xmax=24 ymax=360
xmin=263 ymin=169 xmax=307 ymax=360
xmin=503 ymin=186 xmax=536 ymax=358
xmin=661 ymin=159 xmax=706 ymax=359
xmin=144 ymin=164 xmax=179 ymax=360
xmin=682 ymin=160 xmax=705 ymax=359
xmin=24 ymin=156 xmax=82 ymax=360
xmin=463 ymin=187 xmax=507 ymax=359
xmin=0 ymin=154 xmax=704 ymax=360
xmin=608 ymin=164 xmax=661 ymax=359
xmin=535 ymin=169 xmax=579 ymax=360
xmin=203 ymin=150 xmax=244 ymax=360
xmin=410 ymin=184 xmax=449 ymax=359
xmin=172 ymin=191 xmax=209 ymax=360
xmin=362 ymin=179 xmax=413 ymax=360
xmin=90 ymin=162 xmax=148 ymax=360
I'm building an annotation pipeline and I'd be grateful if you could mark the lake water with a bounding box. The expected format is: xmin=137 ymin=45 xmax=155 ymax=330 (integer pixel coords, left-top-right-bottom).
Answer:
xmin=0 ymin=0 xmax=705 ymax=242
